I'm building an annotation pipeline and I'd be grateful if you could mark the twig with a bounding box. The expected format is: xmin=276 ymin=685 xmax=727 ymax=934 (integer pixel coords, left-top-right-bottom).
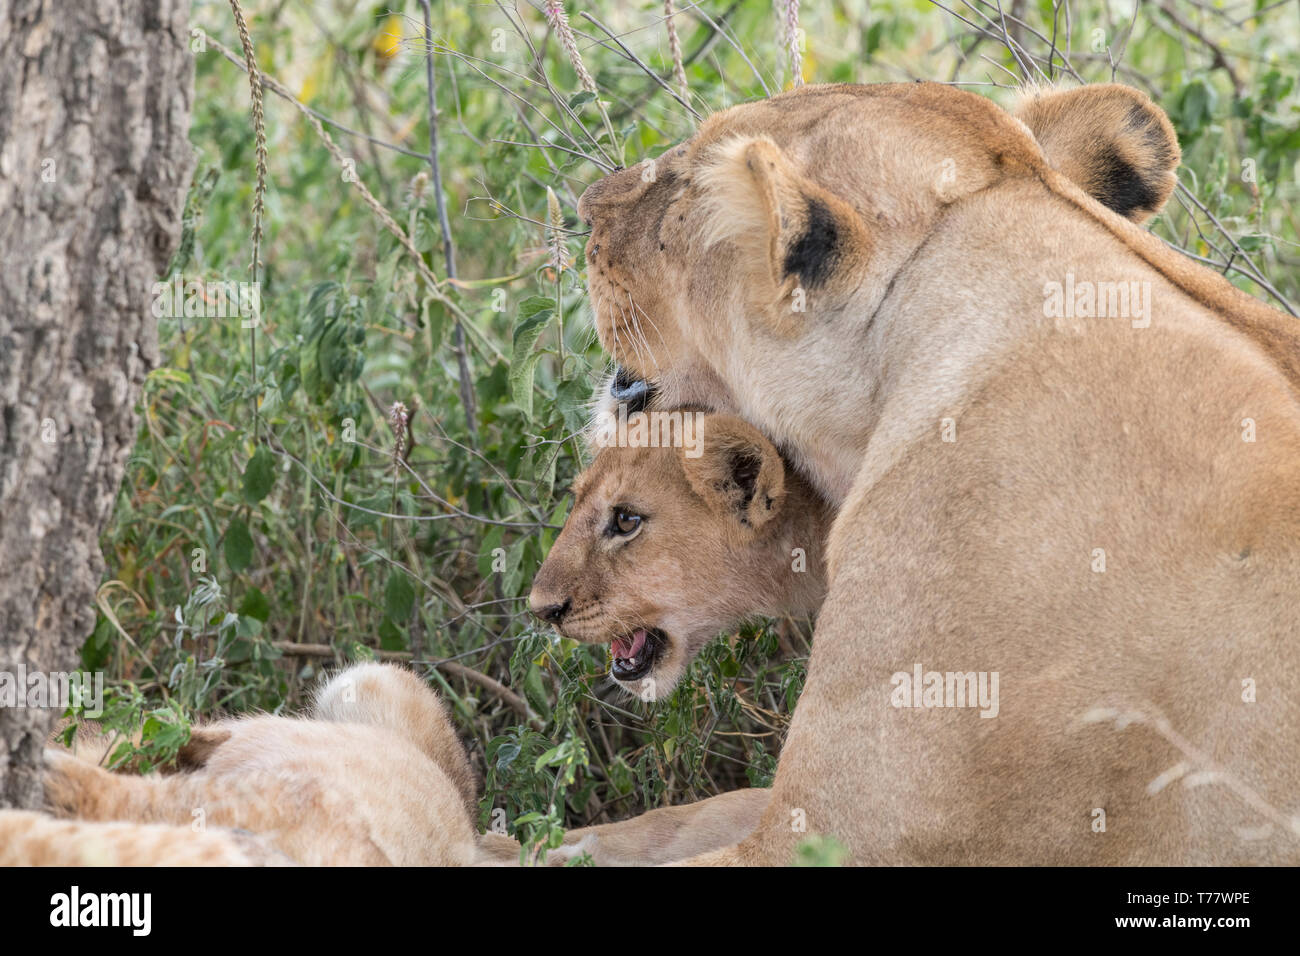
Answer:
xmin=1175 ymin=181 xmax=1298 ymax=316
xmin=418 ymin=0 xmax=479 ymax=446
xmin=492 ymin=138 xmax=611 ymax=167
xmin=206 ymin=38 xmax=463 ymax=314
xmin=781 ymin=0 xmax=804 ymax=87
xmin=579 ymin=12 xmax=702 ymax=120
xmin=687 ymin=2 xmax=772 ymax=96
xmin=207 ymin=38 xmax=428 ymax=159
xmin=271 ymin=641 xmax=540 ymax=725
xmin=267 ymin=438 xmax=556 ymax=529
xmin=1155 ymin=1 xmax=1245 ymax=98
xmin=226 ymin=0 xmax=267 ymax=442
xmin=664 ymin=0 xmax=690 ymax=101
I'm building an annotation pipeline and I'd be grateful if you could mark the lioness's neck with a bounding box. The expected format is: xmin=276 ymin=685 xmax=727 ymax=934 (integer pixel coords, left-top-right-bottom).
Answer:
xmin=768 ymin=180 xmax=1225 ymax=506
xmin=762 ymin=469 xmax=832 ymax=617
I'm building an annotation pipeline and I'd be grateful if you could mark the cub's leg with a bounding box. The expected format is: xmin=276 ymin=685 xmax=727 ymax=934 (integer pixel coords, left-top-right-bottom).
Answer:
xmin=43 ymin=748 xmax=387 ymax=865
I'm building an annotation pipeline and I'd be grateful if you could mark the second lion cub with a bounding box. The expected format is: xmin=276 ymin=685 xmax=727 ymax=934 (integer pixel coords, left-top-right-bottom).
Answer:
xmin=30 ymin=663 xmax=479 ymax=866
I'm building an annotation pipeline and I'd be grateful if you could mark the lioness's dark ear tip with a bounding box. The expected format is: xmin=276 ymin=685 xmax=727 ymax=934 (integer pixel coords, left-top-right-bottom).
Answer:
xmin=1015 ymin=84 xmax=1181 ymax=224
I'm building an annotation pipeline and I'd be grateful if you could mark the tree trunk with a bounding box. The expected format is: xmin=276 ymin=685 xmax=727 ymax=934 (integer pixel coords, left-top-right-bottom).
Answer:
xmin=0 ymin=0 xmax=195 ymax=808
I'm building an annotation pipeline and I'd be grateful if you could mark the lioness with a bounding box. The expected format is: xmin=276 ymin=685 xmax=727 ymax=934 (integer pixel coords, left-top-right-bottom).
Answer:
xmin=3 ymin=663 xmax=480 ymax=865
xmin=578 ymin=82 xmax=1300 ymax=864
xmin=530 ymin=410 xmax=830 ymax=698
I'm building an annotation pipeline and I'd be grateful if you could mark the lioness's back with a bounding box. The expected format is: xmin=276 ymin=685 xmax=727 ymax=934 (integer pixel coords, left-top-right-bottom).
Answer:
xmin=787 ymin=284 xmax=1300 ymax=864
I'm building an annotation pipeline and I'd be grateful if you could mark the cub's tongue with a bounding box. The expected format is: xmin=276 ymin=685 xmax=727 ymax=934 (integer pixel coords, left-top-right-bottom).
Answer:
xmin=612 ymin=629 xmax=648 ymax=660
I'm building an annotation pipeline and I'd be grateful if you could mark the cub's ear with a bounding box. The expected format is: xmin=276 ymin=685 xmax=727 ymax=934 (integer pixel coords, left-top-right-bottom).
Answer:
xmin=174 ymin=727 xmax=233 ymax=772
xmin=683 ymin=414 xmax=785 ymax=535
xmin=1015 ymin=84 xmax=1180 ymax=224
xmin=696 ymin=136 xmax=871 ymax=304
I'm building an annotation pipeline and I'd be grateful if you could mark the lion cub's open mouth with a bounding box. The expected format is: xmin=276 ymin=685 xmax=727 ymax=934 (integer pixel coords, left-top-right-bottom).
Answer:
xmin=610 ymin=628 xmax=665 ymax=682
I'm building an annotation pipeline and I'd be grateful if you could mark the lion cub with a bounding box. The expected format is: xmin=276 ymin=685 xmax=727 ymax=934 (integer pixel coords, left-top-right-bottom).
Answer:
xmin=2 ymin=663 xmax=479 ymax=866
xmin=530 ymin=411 xmax=832 ymax=699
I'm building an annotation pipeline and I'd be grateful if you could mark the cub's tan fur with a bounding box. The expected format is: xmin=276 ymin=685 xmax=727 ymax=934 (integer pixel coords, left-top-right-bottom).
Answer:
xmin=11 ymin=659 xmax=771 ymax=867
xmin=0 ymin=812 xmax=287 ymax=866
xmin=578 ymin=82 xmax=1300 ymax=864
xmin=530 ymin=411 xmax=831 ymax=698
xmin=6 ymin=663 xmax=479 ymax=866
xmin=494 ymin=411 xmax=828 ymax=865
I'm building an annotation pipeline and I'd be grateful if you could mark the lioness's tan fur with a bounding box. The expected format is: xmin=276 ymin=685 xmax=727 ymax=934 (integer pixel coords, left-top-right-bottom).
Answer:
xmin=578 ymin=82 xmax=1300 ymax=864
xmin=476 ymin=788 xmax=772 ymax=866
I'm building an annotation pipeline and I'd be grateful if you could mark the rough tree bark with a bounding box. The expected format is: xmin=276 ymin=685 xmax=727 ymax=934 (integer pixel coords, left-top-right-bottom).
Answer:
xmin=0 ymin=0 xmax=195 ymax=808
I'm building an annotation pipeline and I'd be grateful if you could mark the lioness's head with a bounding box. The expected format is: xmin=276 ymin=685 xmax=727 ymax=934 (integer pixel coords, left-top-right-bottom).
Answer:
xmin=578 ymin=82 xmax=1181 ymax=501
xmin=529 ymin=412 xmax=828 ymax=699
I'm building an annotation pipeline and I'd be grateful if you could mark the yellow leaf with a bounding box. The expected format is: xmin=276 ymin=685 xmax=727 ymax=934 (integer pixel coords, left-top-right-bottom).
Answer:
xmin=374 ymin=15 xmax=403 ymax=60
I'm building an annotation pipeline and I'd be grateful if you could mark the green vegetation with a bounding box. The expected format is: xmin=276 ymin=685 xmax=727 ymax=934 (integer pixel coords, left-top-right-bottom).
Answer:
xmin=80 ymin=0 xmax=1298 ymax=859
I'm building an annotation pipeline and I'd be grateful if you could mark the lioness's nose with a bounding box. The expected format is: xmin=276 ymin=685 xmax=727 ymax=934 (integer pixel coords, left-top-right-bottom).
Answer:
xmin=531 ymin=596 xmax=570 ymax=626
xmin=577 ymin=165 xmax=653 ymax=223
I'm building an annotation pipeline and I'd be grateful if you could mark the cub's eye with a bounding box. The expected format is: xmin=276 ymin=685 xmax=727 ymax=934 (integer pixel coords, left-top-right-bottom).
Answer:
xmin=610 ymin=508 xmax=643 ymax=537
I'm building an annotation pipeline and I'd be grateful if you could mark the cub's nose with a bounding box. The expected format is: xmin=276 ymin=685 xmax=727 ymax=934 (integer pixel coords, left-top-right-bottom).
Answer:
xmin=531 ymin=596 xmax=571 ymax=626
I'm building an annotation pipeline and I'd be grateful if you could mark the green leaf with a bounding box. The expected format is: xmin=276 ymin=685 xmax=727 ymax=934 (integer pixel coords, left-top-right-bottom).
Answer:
xmin=502 ymin=541 xmax=524 ymax=600
xmin=225 ymin=518 xmax=254 ymax=572
xmin=378 ymin=615 xmax=406 ymax=651
xmin=242 ymin=446 xmax=277 ymax=503
xmin=534 ymin=744 xmax=563 ymax=772
xmin=496 ymin=741 xmax=522 ymax=771
xmin=477 ymin=524 xmax=505 ymax=579
xmin=555 ymin=375 xmax=593 ymax=436
xmin=80 ymin=616 xmax=115 ymax=672
xmin=533 ymin=445 xmax=559 ymax=511
xmin=523 ymin=663 xmax=550 ymax=718
xmin=384 ymin=570 xmax=416 ymax=621
xmin=510 ymin=350 xmax=547 ymax=419
xmin=237 ymin=586 xmax=271 ymax=622
xmin=568 ymin=91 xmax=596 ymax=109
xmin=864 ymin=20 xmax=885 ymax=55
xmin=518 ymin=295 xmax=555 ymax=320
xmin=509 ymin=298 xmax=555 ymax=419
xmin=423 ymin=294 xmax=448 ymax=351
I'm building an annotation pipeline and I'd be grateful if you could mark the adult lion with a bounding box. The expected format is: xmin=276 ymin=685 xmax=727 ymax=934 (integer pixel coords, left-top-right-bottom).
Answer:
xmin=576 ymin=82 xmax=1300 ymax=864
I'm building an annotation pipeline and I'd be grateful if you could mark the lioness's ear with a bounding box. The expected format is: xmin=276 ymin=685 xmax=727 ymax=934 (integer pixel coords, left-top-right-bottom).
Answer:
xmin=697 ymin=136 xmax=871 ymax=301
xmin=1014 ymin=84 xmax=1180 ymax=224
xmin=683 ymin=415 xmax=785 ymax=534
